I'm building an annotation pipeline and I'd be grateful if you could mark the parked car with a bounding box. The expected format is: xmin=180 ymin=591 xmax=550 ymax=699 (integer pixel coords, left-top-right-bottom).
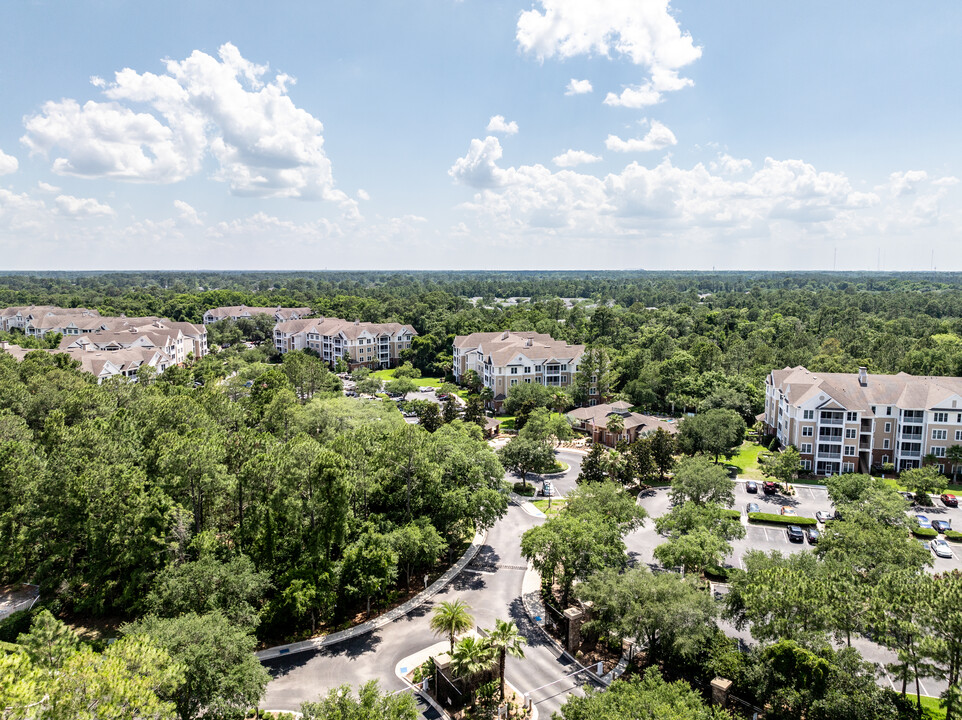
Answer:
xmin=540 ymin=481 xmax=554 ymax=497
xmin=746 ymin=480 xmax=758 ymax=493
xmin=780 ymin=506 xmax=798 ymax=516
xmin=724 ymin=464 xmax=740 ymax=479
xmin=763 ymin=481 xmax=778 ymax=495
xmin=900 ymin=491 xmax=916 ymax=502
xmin=806 ymin=528 xmax=820 ymax=544
xmin=930 ymin=539 xmax=954 ymax=559
xmin=747 ymin=502 xmax=760 ymax=514
xmin=932 ymin=519 xmax=952 ymax=533
xmin=787 ymin=525 xmax=804 ymax=542
xmin=815 ymin=510 xmax=834 ymax=523
xmin=915 ymin=514 xmax=933 ymax=529
xmin=942 ymin=493 xmax=959 ymax=507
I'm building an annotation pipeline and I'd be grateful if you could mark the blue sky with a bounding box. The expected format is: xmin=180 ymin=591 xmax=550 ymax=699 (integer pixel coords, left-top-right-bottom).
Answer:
xmin=0 ymin=1 xmax=959 ymax=271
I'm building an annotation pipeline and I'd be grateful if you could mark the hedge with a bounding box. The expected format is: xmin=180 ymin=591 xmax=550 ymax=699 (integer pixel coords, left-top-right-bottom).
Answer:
xmin=945 ymin=530 xmax=962 ymax=542
xmin=720 ymin=509 xmax=742 ymax=520
xmin=912 ymin=527 xmax=938 ymax=539
xmin=513 ymin=482 xmax=536 ymax=497
xmin=748 ymin=512 xmax=817 ymax=526
xmin=704 ymin=564 xmax=731 ymax=581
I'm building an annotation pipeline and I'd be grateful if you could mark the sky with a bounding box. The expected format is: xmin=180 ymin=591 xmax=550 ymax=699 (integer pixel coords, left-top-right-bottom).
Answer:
xmin=0 ymin=1 xmax=960 ymax=272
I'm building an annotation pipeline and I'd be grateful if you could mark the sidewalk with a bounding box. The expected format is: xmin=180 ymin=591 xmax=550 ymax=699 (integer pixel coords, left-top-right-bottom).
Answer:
xmin=256 ymin=528 xmax=487 ymax=661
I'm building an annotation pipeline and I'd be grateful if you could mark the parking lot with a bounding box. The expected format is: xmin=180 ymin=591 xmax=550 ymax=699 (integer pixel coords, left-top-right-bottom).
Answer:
xmin=628 ymin=479 xmax=962 ymax=573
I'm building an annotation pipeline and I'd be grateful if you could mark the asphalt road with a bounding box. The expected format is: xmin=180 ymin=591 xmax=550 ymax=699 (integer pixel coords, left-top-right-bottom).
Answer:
xmin=262 ymin=449 xmax=595 ymax=717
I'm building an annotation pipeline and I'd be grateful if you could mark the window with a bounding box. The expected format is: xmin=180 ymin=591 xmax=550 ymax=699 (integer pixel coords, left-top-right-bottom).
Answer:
xmin=510 ymin=379 xmax=518 ymax=387
xmin=939 ymin=464 xmax=946 ymax=473
xmin=510 ymin=367 xmax=518 ymax=375
xmin=561 ymin=364 xmax=567 ymax=371
xmin=845 ymin=428 xmax=857 ymax=439
xmin=846 ymin=412 xmax=857 ymax=422
xmin=884 ymin=422 xmax=892 ymax=433
xmin=802 ymin=426 xmax=813 ymax=437
xmin=525 ymin=366 xmax=531 ymax=373
xmin=801 ymin=460 xmax=812 ymax=471
xmin=933 ymin=429 xmax=947 ymax=440
xmin=956 ymin=430 xmax=962 ymax=441
xmin=803 ymin=410 xmax=814 ymax=420
xmin=871 ymin=405 xmax=877 ymax=415
xmin=934 ymin=412 xmax=949 ymax=423
xmin=843 ymin=462 xmax=856 ymax=473
xmin=881 ymin=455 xmax=888 ymax=463
xmin=932 ymin=446 xmax=947 ymax=458
xmin=845 ymin=445 xmax=856 ymax=456
xmin=957 ymin=413 xmax=961 ymax=423
xmin=800 ymin=443 xmax=812 ymax=454
xmin=883 ymin=439 xmax=890 ymax=449
xmin=887 ymin=406 xmax=892 ymax=416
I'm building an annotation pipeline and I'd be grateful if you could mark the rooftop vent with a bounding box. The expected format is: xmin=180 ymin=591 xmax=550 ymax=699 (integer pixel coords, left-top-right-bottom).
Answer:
xmin=858 ymin=366 xmax=868 ymax=386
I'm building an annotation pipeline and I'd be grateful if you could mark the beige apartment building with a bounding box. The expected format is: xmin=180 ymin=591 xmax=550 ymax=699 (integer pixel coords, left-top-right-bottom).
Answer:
xmin=765 ymin=365 xmax=962 ymax=476
xmin=274 ymin=317 xmax=416 ymax=369
xmin=452 ymin=331 xmax=585 ymax=406
xmin=203 ymin=305 xmax=313 ymax=324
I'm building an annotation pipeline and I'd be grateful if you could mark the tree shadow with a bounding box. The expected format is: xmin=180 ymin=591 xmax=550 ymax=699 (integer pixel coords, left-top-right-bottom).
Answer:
xmin=508 ymin=596 xmax=553 ymax=649
xmin=322 ymin=629 xmax=383 ymax=658
xmin=450 ymin=572 xmax=487 ymax=592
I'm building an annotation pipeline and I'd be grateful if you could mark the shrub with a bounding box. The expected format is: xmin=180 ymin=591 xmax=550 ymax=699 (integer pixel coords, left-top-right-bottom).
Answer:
xmin=912 ymin=527 xmax=938 ymax=538
xmin=944 ymin=530 xmax=962 ymax=542
xmin=704 ymin=564 xmax=731 ymax=581
xmin=748 ymin=512 xmax=817 ymax=526
xmin=719 ymin=509 xmax=742 ymax=520
xmin=513 ymin=481 xmax=536 ymax=496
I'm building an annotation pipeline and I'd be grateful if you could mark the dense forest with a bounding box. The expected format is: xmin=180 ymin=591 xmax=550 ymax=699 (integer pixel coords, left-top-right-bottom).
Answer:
xmin=3 ymin=271 xmax=962 ymax=718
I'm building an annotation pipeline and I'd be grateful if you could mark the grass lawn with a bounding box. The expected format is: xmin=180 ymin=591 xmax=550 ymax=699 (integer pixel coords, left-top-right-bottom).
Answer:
xmin=371 ymin=367 xmax=443 ymax=387
xmin=726 ymin=442 xmax=769 ymax=481
xmin=532 ymin=498 xmax=567 ymax=517
xmin=906 ymin=695 xmax=946 ymax=720
xmin=879 ymin=476 xmax=962 ymax=494
xmin=498 ymin=415 xmax=517 ymax=431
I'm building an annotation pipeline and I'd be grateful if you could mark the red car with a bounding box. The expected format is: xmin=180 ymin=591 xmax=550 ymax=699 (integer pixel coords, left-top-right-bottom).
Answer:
xmin=942 ymin=493 xmax=959 ymax=507
xmin=763 ymin=481 xmax=778 ymax=495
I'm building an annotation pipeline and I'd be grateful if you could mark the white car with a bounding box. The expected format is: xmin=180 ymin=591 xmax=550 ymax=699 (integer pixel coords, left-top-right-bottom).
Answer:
xmin=930 ymin=539 xmax=953 ymax=559
xmin=541 ymin=481 xmax=555 ymax=497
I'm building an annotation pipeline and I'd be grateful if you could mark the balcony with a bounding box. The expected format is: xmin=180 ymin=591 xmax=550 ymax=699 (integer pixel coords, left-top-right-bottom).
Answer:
xmin=819 ymin=418 xmax=844 ymax=426
xmin=859 ymin=439 xmax=872 ymax=450
xmin=900 ymin=450 xmax=922 ymax=458
xmin=818 ymin=451 xmax=842 ymax=459
xmin=901 ymin=431 xmax=923 ymax=440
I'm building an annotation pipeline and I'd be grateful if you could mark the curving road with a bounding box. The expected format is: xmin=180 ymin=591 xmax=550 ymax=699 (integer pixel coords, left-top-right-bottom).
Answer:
xmin=261 ymin=449 xmax=590 ymax=717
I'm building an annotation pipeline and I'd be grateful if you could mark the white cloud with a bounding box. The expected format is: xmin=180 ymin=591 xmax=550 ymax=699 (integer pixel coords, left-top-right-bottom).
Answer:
xmin=485 ymin=115 xmax=519 ymax=135
xmin=710 ymin=154 xmax=753 ymax=176
xmin=565 ymin=79 xmax=593 ymax=95
xmin=552 ymin=149 xmax=603 ymax=167
xmin=54 ymin=194 xmax=115 ymax=218
xmin=605 ymin=120 xmax=677 ymax=152
xmin=36 ymin=181 xmax=61 ymax=193
xmin=451 ymin=136 xmax=890 ymax=239
xmin=518 ymin=0 xmax=701 ymax=107
xmin=173 ymin=199 xmax=202 ymax=226
xmin=449 ymin=136 xmax=508 ymax=188
xmin=886 ymin=170 xmax=929 ymax=198
xmin=0 ymin=149 xmax=18 ymax=175
xmin=21 ymin=43 xmax=356 ymax=213
xmin=357 ymin=188 xmax=370 ymax=201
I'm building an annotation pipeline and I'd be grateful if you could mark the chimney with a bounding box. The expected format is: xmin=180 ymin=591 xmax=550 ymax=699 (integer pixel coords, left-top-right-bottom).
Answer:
xmin=858 ymin=366 xmax=868 ymax=386
xmin=525 ymin=338 xmax=532 ymax=348
xmin=354 ymin=319 xmax=360 ymax=326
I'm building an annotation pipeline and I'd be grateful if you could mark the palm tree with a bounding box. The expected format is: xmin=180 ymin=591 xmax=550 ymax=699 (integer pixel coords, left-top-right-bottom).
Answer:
xmin=485 ymin=619 xmax=526 ymax=700
xmin=605 ymin=413 xmax=625 ymax=446
xmin=550 ymin=390 xmax=571 ymax=416
xmin=430 ymin=599 xmax=474 ymax=654
xmin=946 ymin=444 xmax=962 ymax=482
xmin=451 ymin=635 xmax=496 ymax=679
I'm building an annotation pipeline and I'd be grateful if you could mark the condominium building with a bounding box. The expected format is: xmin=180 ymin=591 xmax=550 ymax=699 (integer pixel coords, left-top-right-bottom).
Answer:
xmin=0 ymin=306 xmax=106 ymax=336
xmin=452 ymin=331 xmax=585 ymax=406
xmin=0 ymin=342 xmax=172 ymax=383
xmin=203 ymin=306 xmax=313 ymax=324
xmin=61 ymin=317 xmax=208 ymax=365
xmin=273 ymin=317 xmax=416 ymax=369
xmin=765 ymin=365 xmax=962 ymax=475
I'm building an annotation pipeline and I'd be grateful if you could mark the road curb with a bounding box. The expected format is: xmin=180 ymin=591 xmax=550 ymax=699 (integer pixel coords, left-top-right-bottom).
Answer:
xmin=256 ymin=528 xmax=488 ymax=662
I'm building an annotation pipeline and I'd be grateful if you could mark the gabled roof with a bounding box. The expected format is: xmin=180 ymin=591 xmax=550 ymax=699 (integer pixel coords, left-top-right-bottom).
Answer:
xmin=567 ymin=402 xmax=678 ymax=434
xmin=454 ymin=331 xmax=584 ymax=367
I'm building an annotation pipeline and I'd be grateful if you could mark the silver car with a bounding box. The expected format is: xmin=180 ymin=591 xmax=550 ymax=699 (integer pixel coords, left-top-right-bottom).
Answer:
xmin=930 ymin=539 xmax=953 ymax=559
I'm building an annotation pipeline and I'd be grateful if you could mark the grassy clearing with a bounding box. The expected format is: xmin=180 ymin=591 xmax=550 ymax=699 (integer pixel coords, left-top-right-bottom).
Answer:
xmin=879 ymin=476 xmax=962 ymax=494
xmin=905 ymin=695 xmax=946 ymax=720
xmin=726 ymin=442 xmax=768 ymax=480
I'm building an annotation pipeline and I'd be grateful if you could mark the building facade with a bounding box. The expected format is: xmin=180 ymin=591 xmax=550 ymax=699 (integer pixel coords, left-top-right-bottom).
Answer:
xmin=273 ymin=317 xmax=416 ymax=369
xmin=202 ymin=306 xmax=313 ymax=324
xmin=452 ymin=331 xmax=585 ymax=406
xmin=765 ymin=365 xmax=962 ymax=475
xmin=567 ymin=401 xmax=678 ymax=448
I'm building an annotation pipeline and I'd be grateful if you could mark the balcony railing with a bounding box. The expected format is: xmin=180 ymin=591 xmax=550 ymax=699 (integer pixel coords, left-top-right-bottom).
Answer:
xmin=901 ymin=431 xmax=923 ymax=440
xmin=819 ymin=418 xmax=844 ymax=426
xmin=818 ymin=451 xmax=842 ymax=459
xmin=900 ymin=450 xmax=922 ymax=458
